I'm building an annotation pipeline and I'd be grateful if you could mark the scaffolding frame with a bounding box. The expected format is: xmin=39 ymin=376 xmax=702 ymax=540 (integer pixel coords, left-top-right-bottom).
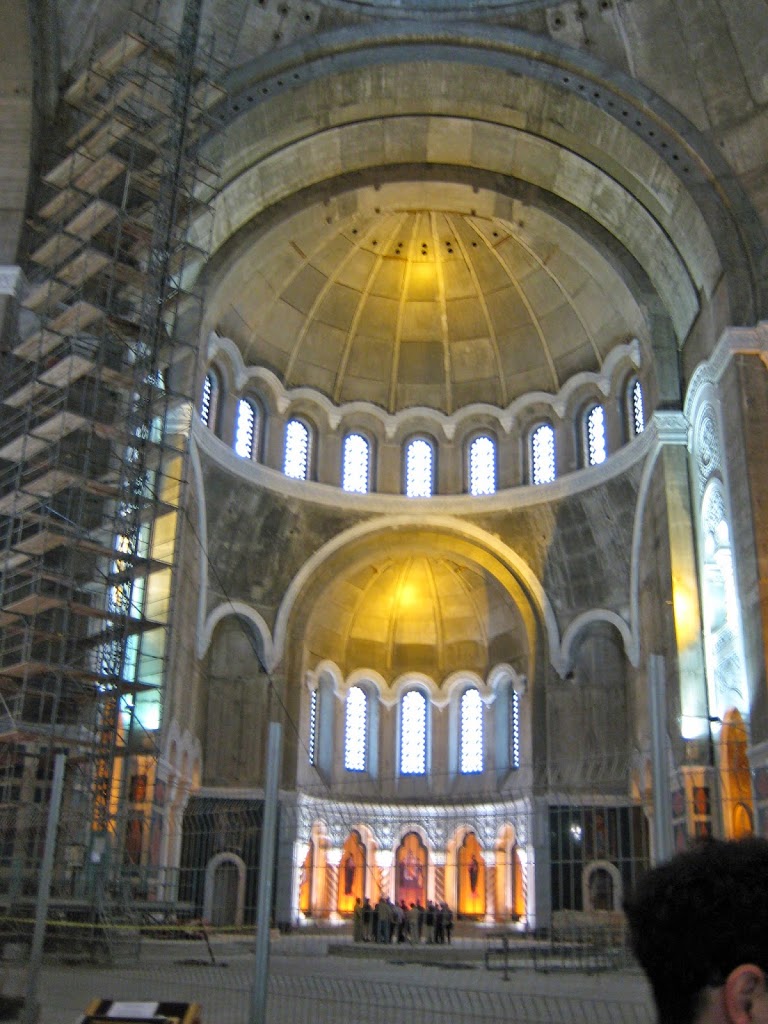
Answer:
xmin=0 ymin=0 xmax=222 ymax=915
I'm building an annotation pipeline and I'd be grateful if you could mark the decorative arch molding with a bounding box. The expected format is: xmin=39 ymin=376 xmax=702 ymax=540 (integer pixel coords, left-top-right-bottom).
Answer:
xmin=488 ymin=663 xmax=527 ymax=696
xmin=684 ymin=323 xmax=768 ymax=420
xmin=390 ymin=672 xmax=445 ymax=708
xmin=559 ymin=609 xmax=638 ymax=673
xmin=443 ymin=670 xmax=493 ymax=706
xmin=343 ymin=667 xmax=389 ymax=702
xmin=198 ymin=600 xmax=274 ymax=666
xmin=192 ymin=395 xmax=654 ymax=512
xmin=582 ymin=859 xmax=622 ymax=914
xmin=203 ymin=852 xmax=247 ymax=927
xmin=210 ymin=23 xmax=764 ymax=328
xmin=273 ymin=516 xmax=561 ymax=675
xmin=206 ymin=333 xmax=643 ymax=440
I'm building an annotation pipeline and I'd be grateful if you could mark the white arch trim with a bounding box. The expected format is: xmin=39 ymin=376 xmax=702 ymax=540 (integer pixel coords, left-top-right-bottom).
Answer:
xmin=560 ymin=609 xmax=638 ymax=671
xmin=209 ymin=334 xmax=642 ymax=438
xmin=199 ymin=598 xmax=275 ymax=666
xmin=273 ymin=516 xmax=561 ymax=675
xmin=582 ymin=859 xmax=623 ymax=914
xmin=203 ymin=852 xmax=247 ymax=928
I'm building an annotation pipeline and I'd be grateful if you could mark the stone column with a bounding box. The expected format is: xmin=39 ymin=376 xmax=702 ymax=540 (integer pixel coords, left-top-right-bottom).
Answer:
xmin=432 ymin=852 xmax=445 ymax=906
xmin=325 ymin=848 xmax=342 ymax=921
xmin=484 ymin=852 xmax=496 ymax=924
xmin=518 ymin=845 xmax=532 ymax=930
xmin=376 ymin=849 xmax=393 ymax=900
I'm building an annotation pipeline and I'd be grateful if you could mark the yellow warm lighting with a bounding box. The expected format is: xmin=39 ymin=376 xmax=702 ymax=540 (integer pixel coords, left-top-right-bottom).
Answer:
xmin=398 ymin=580 xmax=424 ymax=611
xmin=672 ymin=581 xmax=700 ymax=649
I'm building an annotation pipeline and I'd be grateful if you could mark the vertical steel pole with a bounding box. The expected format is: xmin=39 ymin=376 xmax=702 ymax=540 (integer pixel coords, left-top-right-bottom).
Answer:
xmin=649 ymin=654 xmax=673 ymax=862
xmin=22 ymin=751 xmax=66 ymax=1024
xmin=250 ymin=722 xmax=282 ymax=1024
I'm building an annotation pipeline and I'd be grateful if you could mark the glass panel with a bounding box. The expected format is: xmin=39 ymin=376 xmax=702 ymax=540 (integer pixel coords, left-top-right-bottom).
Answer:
xmin=344 ymin=685 xmax=367 ymax=772
xmin=531 ymin=424 xmax=556 ymax=485
xmin=284 ymin=419 xmax=310 ymax=479
xmin=469 ymin=435 xmax=496 ymax=495
xmin=586 ymin=405 xmax=607 ymax=466
xmin=234 ymin=399 xmax=256 ymax=459
xmin=631 ymin=380 xmax=645 ymax=436
xmin=510 ymin=690 xmax=520 ymax=770
xmin=400 ymin=691 xmax=426 ymax=775
xmin=308 ymin=689 xmax=318 ymax=766
xmin=405 ymin=438 xmax=434 ymax=497
xmin=460 ymin=688 xmax=483 ymax=774
xmin=200 ymin=372 xmax=218 ymax=428
xmin=342 ymin=433 xmax=371 ymax=493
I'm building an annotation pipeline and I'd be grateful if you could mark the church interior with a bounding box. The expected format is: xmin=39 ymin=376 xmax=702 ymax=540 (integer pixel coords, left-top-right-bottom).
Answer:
xmin=0 ymin=0 xmax=767 ymax=933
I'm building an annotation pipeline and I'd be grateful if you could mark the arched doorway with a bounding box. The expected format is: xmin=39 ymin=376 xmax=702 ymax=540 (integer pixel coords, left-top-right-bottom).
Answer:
xmin=458 ymin=832 xmax=485 ymax=918
xmin=338 ymin=830 xmax=366 ymax=915
xmin=395 ymin=831 xmax=427 ymax=908
xmin=204 ymin=853 xmax=246 ymax=927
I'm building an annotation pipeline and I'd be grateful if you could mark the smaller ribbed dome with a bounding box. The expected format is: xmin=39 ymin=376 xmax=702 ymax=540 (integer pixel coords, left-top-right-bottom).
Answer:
xmin=306 ymin=553 xmax=527 ymax=682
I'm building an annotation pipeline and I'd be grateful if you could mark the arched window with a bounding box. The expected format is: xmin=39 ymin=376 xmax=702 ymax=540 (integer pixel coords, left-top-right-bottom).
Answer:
xmin=284 ymin=418 xmax=312 ymax=480
xmin=584 ymin=404 xmax=607 ymax=466
xmin=459 ymin=688 xmax=483 ymax=774
xmin=400 ymin=690 xmax=427 ymax=775
xmin=530 ymin=423 xmax=556 ymax=485
xmin=234 ymin=398 xmax=261 ymax=460
xmin=405 ymin=436 xmax=435 ymax=497
xmin=468 ymin=435 xmax=496 ymax=495
xmin=342 ymin=433 xmax=371 ymax=494
xmin=628 ymin=378 xmax=645 ymax=437
xmin=200 ymin=370 xmax=220 ymax=430
xmin=344 ymin=685 xmax=367 ymax=772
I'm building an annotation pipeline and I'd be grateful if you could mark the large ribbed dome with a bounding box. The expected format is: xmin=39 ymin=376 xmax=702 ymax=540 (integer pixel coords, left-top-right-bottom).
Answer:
xmin=212 ymin=191 xmax=646 ymax=415
xmin=305 ymin=552 xmax=527 ymax=681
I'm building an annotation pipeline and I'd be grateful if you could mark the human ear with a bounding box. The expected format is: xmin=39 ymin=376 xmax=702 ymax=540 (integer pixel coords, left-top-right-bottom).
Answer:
xmin=723 ymin=965 xmax=766 ymax=1023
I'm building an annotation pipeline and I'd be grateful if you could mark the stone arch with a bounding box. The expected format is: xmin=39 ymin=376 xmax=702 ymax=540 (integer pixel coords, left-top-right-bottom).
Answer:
xmin=582 ymin=859 xmax=622 ymax=913
xmin=204 ymin=852 xmax=246 ymax=927
xmin=201 ymin=614 xmax=273 ymax=787
xmin=206 ymin=25 xmax=765 ymax=342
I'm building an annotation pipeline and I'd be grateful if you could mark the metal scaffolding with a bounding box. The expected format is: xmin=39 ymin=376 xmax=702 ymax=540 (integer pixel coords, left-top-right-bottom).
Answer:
xmin=0 ymin=0 xmax=221 ymax=914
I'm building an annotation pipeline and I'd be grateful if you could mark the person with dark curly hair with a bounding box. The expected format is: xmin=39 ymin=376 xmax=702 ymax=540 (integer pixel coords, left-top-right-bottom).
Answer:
xmin=624 ymin=837 xmax=768 ymax=1024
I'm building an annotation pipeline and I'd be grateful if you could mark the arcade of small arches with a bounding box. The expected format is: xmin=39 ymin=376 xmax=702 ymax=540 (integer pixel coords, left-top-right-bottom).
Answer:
xmin=197 ymin=338 xmax=646 ymax=496
xmin=305 ymin=668 xmax=524 ymax=781
xmin=296 ymin=823 xmax=529 ymax=924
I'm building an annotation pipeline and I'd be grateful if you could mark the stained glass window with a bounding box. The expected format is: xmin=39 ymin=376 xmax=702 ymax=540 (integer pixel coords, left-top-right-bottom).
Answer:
xmin=510 ymin=690 xmax=521 ymax=770
xmin=400 ymin=690 xmax=427 ymax=775
xmin=200 ymin=371 xmax=219 ymax=429
xmin=469 ymin=435 xmax=496 ymax=495
xmin=284 ymin=418 xmax=311 ymax=480
xmin=344 ymin=685 xmax=367 ymax=772
xmin=585 ymin=405 xmax=607 ymax=466
xmin=460 ymin=688 xmax=483 ymax=774
xmin=308 ymin=689 xmax=318 ymax=766
xmin=405 ymin=437 xmax=434 ymax=497
xmin=235 ymin=399 xmax=259 ymax=460
xmin=531 ymin=423 xmax=556 ymax=485
xmin=630 ymin=379 xmax=645 ymax=436
xmin=342 ymin=433 xmax=371 ymax=493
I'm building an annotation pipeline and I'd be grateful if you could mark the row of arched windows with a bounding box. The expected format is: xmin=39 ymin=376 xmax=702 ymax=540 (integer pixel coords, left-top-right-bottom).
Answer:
xmin=201 ymin=370 xmax=645 ymax=495
xmin=309 ymin=684 xmax=521 ymax=778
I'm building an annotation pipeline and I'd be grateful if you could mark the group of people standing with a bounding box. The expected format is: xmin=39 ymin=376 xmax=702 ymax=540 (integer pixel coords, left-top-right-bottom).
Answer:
xmin=352 ymin=897 xmax=454 ymax=944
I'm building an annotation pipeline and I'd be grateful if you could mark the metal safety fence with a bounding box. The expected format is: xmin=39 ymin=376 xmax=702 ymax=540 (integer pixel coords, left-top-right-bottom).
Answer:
xmin=1 ymin=950 xmax=655 ymax=1024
